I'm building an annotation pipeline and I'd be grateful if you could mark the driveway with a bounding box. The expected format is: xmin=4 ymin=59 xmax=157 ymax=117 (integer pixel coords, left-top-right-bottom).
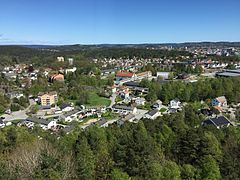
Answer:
xmin=109 ymin=93 xmax=117 ymax=108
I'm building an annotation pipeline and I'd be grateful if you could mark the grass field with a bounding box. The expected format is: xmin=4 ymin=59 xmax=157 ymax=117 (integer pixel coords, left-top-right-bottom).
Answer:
xmin=86 ymin=93 xmax=111 ymax=107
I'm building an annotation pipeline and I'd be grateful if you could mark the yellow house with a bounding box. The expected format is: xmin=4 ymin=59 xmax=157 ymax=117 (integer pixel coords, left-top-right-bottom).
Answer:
xmin=38 ymin=91 xmax=58 ymax=106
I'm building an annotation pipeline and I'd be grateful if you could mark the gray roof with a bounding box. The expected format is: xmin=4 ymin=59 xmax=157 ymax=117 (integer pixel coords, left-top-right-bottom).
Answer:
xmin=120 ymin=113 xmax=135 ymax=122
xmin=225 ymin=69 xmax=240 ymax=73
xmin=112 ymin=104 xmax=134 ymax=111
xmin=63 ymin=110 xmax=81 ymax=117
xmin=25 ymin=117 xmax=51 ymax=126
xmin=216 ymin=72 xmax=240 ymax=77
xmin=94 ymin=119 xmax=108 ymax=126
xmin=123 ymin=81 xmax=141 ymax=87
xmin=146 ymin=109 xmax=159 ymax=116
xmin=62 ymin=125 xmax=75 ymax=133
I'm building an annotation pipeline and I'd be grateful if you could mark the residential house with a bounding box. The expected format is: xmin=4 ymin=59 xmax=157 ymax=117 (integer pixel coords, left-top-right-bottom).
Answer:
xmin=61 ymin=125 xmax=75 ymax=134
xmin=20 ymin=117 xmax=57 ymax=130
xmin=123 ymin=81 xmax=141 ymax=89
xmin=157 ymin=72 xmax=171 ymax=80
xmin=61 ymin=110 xmax=81 ymax=122
xmin=57 ymin=56 xmax=65 ymax=62
xmin=101 ymin=69 xmax=118 ymax=76
xmin=169 ymin=99 xmax=181 ymax=109
xmin=112 ymin=104 xmax=137 ymax=114
xmin=49 ymin=74 xmax=64 ymax=83
xmin=152 ymin=100 xmax=163 ymax=110
xmin=133 ymin=97 xmax=146 ymax=106
xmin=93 ymin=118 xmax=109 ymax=127
xmin=212 ymin=96 xmax=227 ymax=111
xmin=38 ymin=91 xmax=58 ymax=106
xmin=115 ymin=72 xmax=136 ymax=82
xmin=136 ymin=71 xmax=152 ymax=80
xmin=60 ymin=103 xmax=74 ymax=112
xmin=118 ymin=113 xmax=135 ymax=125
xmin=145 ymin=109 xmax=161 ymax=120
xmin=0 ymin=119 xmax=5 ymax=128
xmin=202 ymin=116 xmax=232 ymax=129
xmin=68 ymin=58 xmax=74 ymax=65
xmin=65 ymin=67 xmax=77 ymax=74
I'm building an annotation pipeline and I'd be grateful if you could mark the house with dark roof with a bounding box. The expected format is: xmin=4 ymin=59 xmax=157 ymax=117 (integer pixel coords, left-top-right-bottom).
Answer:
xmin=118 ymin=113 xmax=136 ymax=125
xmin=61 ymin=125 xmax=75 ymax=134
xmin=145 ymin=109 xmax=161 ymax=120
xmin=202 ymin=116 xmax=232 ymax=129
xmin=61 ymin=110 xmax=81 ymax=122
xmin=112 ymin=104 xmax=137 ymax=114
xmin=0 ymin=119 xmax=5 ymax=128
xmin=20 ymin=117 xmax=57 ymax=130
xmin=60 ymin=103 xmax=74 ymax=112
xmin=94 ymin=118 xmax=109 ymax=127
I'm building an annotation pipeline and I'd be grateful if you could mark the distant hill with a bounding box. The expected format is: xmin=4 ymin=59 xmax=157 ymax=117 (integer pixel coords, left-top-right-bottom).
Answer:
xmin=13 ymin=42 xmax=240 ymax=51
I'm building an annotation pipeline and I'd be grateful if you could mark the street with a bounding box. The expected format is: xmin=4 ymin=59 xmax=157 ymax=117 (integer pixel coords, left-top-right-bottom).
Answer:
xmin=0 ymin=99 xmax=36 ymax=122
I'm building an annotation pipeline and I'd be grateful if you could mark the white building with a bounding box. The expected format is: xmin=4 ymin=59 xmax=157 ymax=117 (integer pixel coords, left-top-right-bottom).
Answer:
xmin=20 ymin=117 xmax=57 ymax=130
xmin=157 ymin=72 xmax=171 ymax=80
xmin=65 ymin=67 xmax=77 ymax=74
xmin=57 ymin=56 xmax=65 ymax=62
xmin=145 ymin=109 xmax=161 ymax=120
xmin=112 ymin=104 xmax=137 ymax=114
xmin=169 ymin=99 xmax=181 ymax=109
xmin=68 ymin=58 xmax=74 ymax=65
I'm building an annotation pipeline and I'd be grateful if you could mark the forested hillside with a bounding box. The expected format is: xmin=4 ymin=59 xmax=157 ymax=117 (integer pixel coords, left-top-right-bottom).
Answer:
xmin=0 ymin=105 xmax=239 ymax=179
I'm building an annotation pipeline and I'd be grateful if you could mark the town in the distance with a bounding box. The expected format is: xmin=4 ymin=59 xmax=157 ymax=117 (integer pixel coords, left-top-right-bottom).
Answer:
xmin=0 ymin=42 xmax=240 ymax=132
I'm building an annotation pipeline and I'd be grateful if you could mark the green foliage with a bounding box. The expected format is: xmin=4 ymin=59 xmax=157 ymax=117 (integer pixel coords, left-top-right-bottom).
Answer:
xmin=200 ymin=155 xmax=221 ymax=180
xmin=181 ymin=164 xmax=197 ymax=180
xmin=75 ymin=136 xmax=95 ymax=180
xmin=142 ymin=77 xmax=240 ymax=104
xmin=110 ymin=169 xmax=131 ymax=180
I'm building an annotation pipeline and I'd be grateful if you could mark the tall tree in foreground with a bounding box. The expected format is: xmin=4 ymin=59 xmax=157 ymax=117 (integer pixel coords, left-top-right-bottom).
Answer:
xmin=75 ymin=136 xmax=95 ymax=180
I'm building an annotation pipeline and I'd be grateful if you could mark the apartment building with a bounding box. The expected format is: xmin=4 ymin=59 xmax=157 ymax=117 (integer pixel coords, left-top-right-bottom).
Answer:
xmin=38 ymin=91 xmax=58 ymax=106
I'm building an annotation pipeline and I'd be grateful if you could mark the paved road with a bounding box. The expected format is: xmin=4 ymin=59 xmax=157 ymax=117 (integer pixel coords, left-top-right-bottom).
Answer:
xmin=1 ymin=99 xmax=36 ymax=122
xmin=109 ymin=93 xmax=117 ymax=108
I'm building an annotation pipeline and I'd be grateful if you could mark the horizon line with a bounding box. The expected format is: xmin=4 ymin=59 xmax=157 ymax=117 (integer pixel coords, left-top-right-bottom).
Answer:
xmin=1 ymin=41 xmax=240 ymax=46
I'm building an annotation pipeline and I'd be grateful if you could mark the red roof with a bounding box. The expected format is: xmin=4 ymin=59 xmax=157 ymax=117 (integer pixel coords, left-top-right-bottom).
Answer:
xmin=116 ymin=72 xmax=134 ymax=77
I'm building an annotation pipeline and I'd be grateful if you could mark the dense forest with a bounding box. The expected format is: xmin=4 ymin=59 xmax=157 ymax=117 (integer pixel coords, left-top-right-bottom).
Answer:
xmin=141 ymin=77 xmax=240 ymax=104
xmin=0 ymin=105 xmax=239 ymax=179
xmin=0 ymin=46 xmax=192 ymax=66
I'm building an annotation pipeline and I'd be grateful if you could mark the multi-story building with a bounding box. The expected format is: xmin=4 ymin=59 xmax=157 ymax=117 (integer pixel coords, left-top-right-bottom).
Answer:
xmin=38 ymin=91 xmax=58 ymax=106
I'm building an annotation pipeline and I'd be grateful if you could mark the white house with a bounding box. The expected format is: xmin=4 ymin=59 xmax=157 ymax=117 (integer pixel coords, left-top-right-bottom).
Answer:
xmin=57 ymin=56 xmax=65 ymax=62
xmin=112 ymin=104 xmax=137 ymax=114
xmin=145 ymin=109 xmax=161 ymax=120
xmin=169 ymin=99 xmax=181 ymax=109
xmin=0 ymin=119 xmax=5 ymax=128
xmin=21 ymin=117 xmax=57 ymax=130
xmin=152 ymin=100 xmax=163 ymax=110
xmin=60 ymin=104 xmax=74 ymax=112
xmin=133 ymin=97 xmax=146 ymax=106
xmin=61 ymin=110 xmax=81 ymax=122
xmin=157 ymin=72 xmax=171 ymax=80
xmin=65 ymin=67 xmax=77 ymax=74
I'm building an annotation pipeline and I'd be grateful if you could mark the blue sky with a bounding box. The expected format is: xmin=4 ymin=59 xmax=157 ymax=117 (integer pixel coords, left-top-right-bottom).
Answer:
xmin=0 ymin=0 xmax=240 ymax=44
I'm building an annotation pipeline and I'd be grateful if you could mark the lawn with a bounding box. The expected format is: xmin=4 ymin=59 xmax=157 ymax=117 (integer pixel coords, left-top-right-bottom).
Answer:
xmin=86 ymin=93 xmax=111 ymax=107
xmin=160 ymin=107 xmax=167 ymax=113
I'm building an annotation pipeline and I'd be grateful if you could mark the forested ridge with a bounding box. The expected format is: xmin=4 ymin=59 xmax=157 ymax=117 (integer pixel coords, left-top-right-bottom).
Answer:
xmin=0 ymin=105 xmax=239 ymax=179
